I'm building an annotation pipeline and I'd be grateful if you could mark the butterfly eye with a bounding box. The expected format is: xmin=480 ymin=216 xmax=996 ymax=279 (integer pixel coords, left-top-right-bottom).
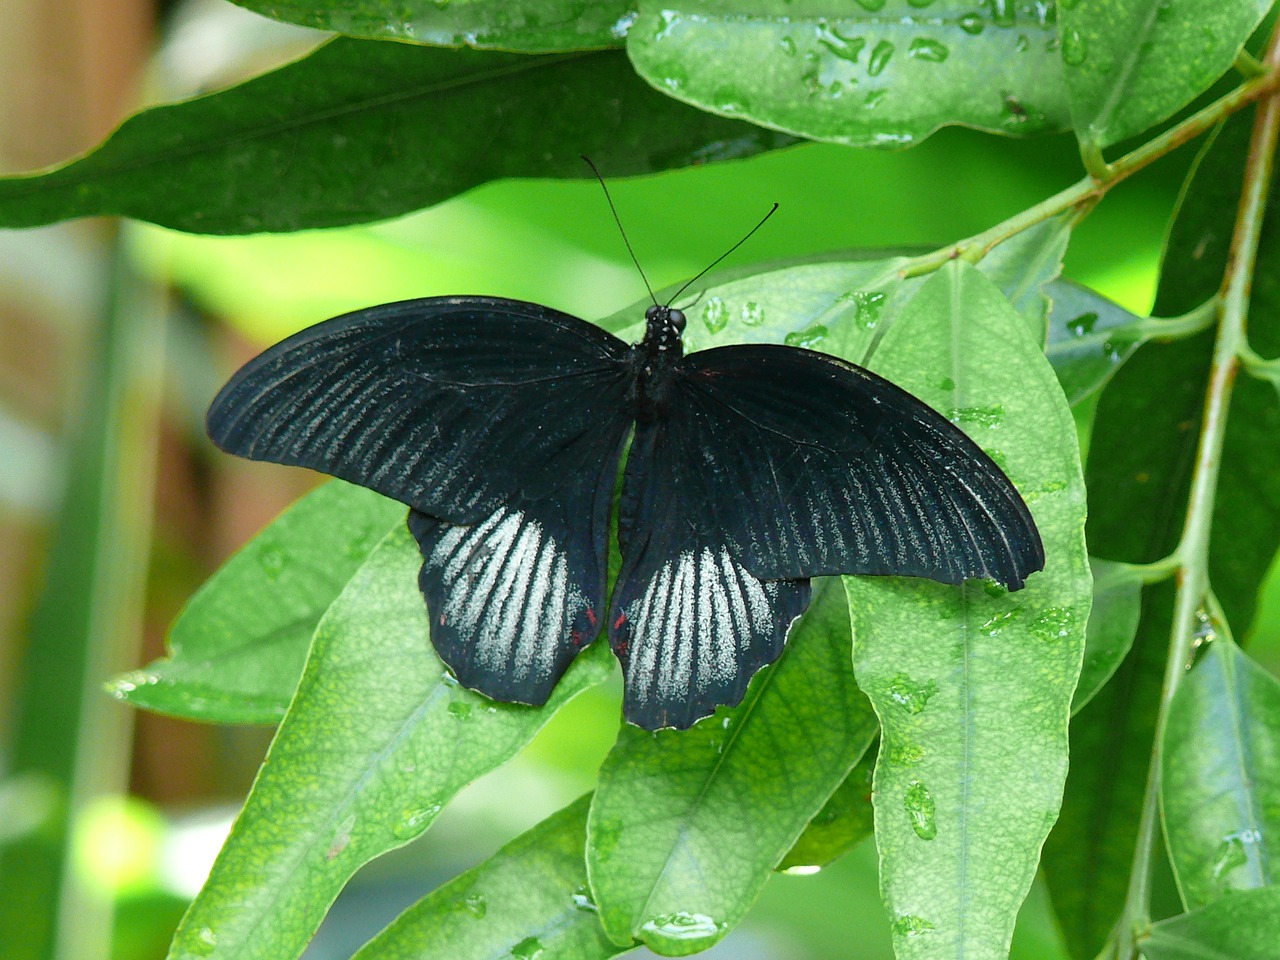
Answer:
xmin=669 ymin=309 xmax=686 ymax=333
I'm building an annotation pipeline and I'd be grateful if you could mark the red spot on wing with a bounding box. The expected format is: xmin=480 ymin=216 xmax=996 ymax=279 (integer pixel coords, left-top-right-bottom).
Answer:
xmin=613 ymin=612 xmax=627 ymax=630
xmin=585 ymin=608 xmax=598 ymax=628
xmin=616 ymin=641 xmax=629 ymax=657
xmin=570 ymin=629 xmax=583 ymax=646
xmin=438 ymin=613 xmax=446 ymax=626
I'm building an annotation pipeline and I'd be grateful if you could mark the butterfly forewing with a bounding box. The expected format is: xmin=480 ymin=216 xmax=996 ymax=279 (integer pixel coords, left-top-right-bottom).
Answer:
xmin=672 ymin=344 xmax=1044 ymax=589
xmin=207 ymin=297 xmax=631 ymax=524
xmin=610 ymin=423 xmax=812 ymax=730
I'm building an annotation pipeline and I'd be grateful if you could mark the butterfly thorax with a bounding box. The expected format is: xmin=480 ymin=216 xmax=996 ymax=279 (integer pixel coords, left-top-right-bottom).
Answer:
xmin=628 ymin=305 xmax=686 ymax=422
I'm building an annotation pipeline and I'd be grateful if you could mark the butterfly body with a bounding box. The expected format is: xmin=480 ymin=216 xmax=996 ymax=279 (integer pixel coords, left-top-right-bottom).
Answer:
xmin=209 ymin=294 xmax=1044 ymax=730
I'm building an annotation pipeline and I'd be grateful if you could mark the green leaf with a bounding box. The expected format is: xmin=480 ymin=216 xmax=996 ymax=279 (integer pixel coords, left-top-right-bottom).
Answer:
xmin=1043 ymin=107 xmax=1280 ymax=960
xmin=587 ymin=578 xmax=878 ymax=956
xmin=777 ymin=744 xmax=878 ymax=872
xmin=625 ymin=0 xmax=1069 ymax=147
xmin=167 ymin=526 xmax=613 ymax=960
xmin=978 ymin=214 xmax=1073 ymax=344
xmin=229 ymin=0 xmax=633 ymax=51
xmin=600 ymin=257 xmax=910 ymax=361
xmin=350 ymin=795 xmax=625 ymax=960
xmin=1161 ymin=639 xmax=1280 ymax=909
xmin=1059 ymin=0 xmax=1272 ymax=149
xmin=1044 ymin=279 xmax=1144 ymax=406
xmin=0 ymin=40 xmax=790 ymax=234
xmin=1074 ymin=558 xmax=1143 ymax=712
xmin=108 ymin=481 xmax=402 ymax=724
xmin=1139 ymin=886 xmax=1280 ymax=960
xmin=848 ymin=261 xmax=1090 ymax=959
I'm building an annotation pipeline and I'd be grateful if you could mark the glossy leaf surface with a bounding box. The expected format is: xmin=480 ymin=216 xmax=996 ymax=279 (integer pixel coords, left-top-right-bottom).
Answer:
xmin=587 ymin=578 xmax=877 ymax=956
xmin=849 ymin=261 xmax=1089 ymax=959
xmin=109 ymin=481 xmax=402 ymax=724
xmin=626 ymin=0 xmax=1069 ymax=147
xmin=350 ymin=796 xmax=624 ymax=960
xmin=1059 ymin=0 xmax=1272 ymax=149
xmin=166 ymin=527 xmax=613 ymax=960
xmin=1162 ymin=639 xmax=1280 ymax=908
xmin=0 ymin=40 xmax=790 ymax=234
xmin=229 ymin=0 xmax=634 ymax=51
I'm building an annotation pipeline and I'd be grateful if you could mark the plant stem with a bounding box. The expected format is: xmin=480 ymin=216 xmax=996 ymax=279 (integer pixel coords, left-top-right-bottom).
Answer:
xmin=1112 ymin=20 xmax=1280 ymax=959
xmin=901 ymin=64 xmax=1280 ymax=279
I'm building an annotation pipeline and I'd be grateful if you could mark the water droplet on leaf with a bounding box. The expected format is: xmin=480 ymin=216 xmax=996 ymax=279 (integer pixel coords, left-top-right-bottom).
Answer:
xmin=571 ymin=884 xmax=598 ymax=912
xmin=448 ymin=700 xmax=473 ymax=720
xmin=640 ymin=912 xmax=724 ymax=951
xmin=392 ymin=804 xmax=441 ymax=839
xmin=885 ymin=673 xmax=937 ymax=714
xmin=511 ymin=936 xmax=545 ymax=959
xmin=741 ymin=302 xmax=765 ymax=326
xmin=260 ymin=546 xmax=287 ymax=580
xmin=868 ymin=40 xmax=895 ymax=76
xmin=892 ymin=913 xmax=936 ymax=938
xmin=948 ymin=404 xmax=1004 ymax=428
xmin=959 ymin=13 xmax=985 ymax=33
xmin=464 ymin=894 xmax=487 ymax=918
xmin=1062 ymin=29 xmax=1087 ymax=65
xmin=1067 ymin=311 xmax=1099 ymax=336
xmin=908 ymin=37 xmax=949 ymax=62
xmin=785 ymin=324 xmax=828 ymax=349
xmin=903 ymin=780 xmax=937 ymax=840
xmin=701 ymin=297 xmax=728 ymax=333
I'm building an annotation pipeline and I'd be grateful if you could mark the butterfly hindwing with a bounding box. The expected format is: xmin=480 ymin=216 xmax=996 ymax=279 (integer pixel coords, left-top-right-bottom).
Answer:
xmin=611 ymin=423 xmax=812 ymax=730
xmin=207 ymin=297 xmax=631 ymax=523
xmin=672 ymin=344 xmax=1045 ymax=589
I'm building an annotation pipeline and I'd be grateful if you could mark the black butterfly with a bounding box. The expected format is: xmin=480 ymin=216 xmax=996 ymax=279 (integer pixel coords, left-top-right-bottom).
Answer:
xmin=208 ymin=288 xmax=1044 ymax=730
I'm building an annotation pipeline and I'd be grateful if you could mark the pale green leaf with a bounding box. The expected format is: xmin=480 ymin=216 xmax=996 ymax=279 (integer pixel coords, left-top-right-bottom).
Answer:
xmin=166 ymin=527 xmax=613 ymax=960
xmin=229 ymin=0 xmax=634 ymax=51
xmin=587 ymin=578 xmax=878 ymax=956
xmin=1074 ymin=558 xmax=1143 ymax=712
xmin=350 ymin=796 xmax=624 ymax=960
xmin=1059 ymin=0 xmax=1272 ymax=149
xmin=849 ymin=261 xmax=1090 ymax=959
xmin=1162 ymin=638 xmax=1280 ymax=909
xmin=626 ymin=0 xmax=1069 ymax=147
xmin=109 ymin=481 xmax=402 ymax=724
xmin=1139 ymin=886 xmax=1280 ymax=960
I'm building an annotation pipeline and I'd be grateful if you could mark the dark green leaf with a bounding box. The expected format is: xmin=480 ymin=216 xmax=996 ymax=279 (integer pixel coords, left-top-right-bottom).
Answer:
xmin=0 ymin=40 xmax=790 ymax=234
xmin=626 ymin=0 xmax=1069 ymax=147
xmin=1045 ymin=279 xmax=1144 ymax=406
xmin=1059 ymin=0 xmax=1272 ymax=149
xmin=849 ymin=261 xmax=1090 ymax=959
xmin=1043 ymin=106 xmax=1280 ymax=960
xmin=1162 ymin=639 xmax=1280 ymax=908
xmin=1139 ymin=886 xmax=1280 ymax=960
xmin=108 ymin=481 xmax=402 ymax=724
xmin=1074 ymin=559 xmax=1143 ymax=712
xmin=587 ymin=578 xmax=877 ymax=956
xmin=167 ymin=527 xmax=613 ymax=960
xmin=350 ymin=796 xmax=625 ymax=960
xmin=777 ymin=744 xmax=877 ymax=872
xmin=230 ymin=0 xmax=633 ymax=51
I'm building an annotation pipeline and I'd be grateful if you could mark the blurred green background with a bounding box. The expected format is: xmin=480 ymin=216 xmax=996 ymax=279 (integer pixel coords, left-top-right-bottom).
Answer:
xmin=4 ymin=2 xmax=1280 ymax=959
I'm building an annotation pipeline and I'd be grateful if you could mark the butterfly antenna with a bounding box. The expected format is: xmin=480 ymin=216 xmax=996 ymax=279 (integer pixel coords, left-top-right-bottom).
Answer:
xmin=582 ymin=155 xmax=658 ymax=308
xmin=668 ymin=202 xmax=779 ymax=306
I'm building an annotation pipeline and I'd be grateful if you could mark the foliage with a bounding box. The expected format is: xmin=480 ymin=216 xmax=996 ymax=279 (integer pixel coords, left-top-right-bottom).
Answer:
xmin=3 ymin=2 xmax=1280 ymax=959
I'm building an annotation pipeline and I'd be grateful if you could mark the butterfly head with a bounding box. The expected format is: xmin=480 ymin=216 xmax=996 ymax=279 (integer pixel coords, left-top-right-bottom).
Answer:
xmin=644 ymin=304 xmax=686 ymax=356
